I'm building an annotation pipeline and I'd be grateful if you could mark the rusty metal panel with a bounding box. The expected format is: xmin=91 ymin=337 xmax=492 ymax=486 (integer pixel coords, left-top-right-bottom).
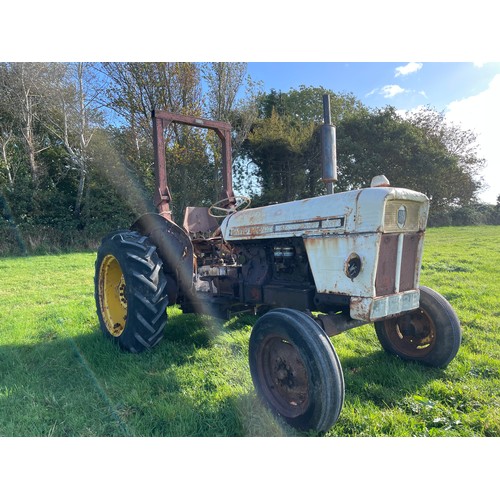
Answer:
xmin=303 ymin=233 xmax=379 ymax=297
xmin=183 ymin=207 xmax=219 ymax=235
xmin=350 ymin=290 xmax=420 ymax=322
xmin=400 ymin=233 xmax=423 ymax=291
xmin=244 ymin=284 xmax=263 ymax=303
xmin=151 ymin=110 xmax=235 ymax=222
xmin=375 ymin=234 xmax=398 ymax=295
xmin=130 ymin=213 xmax=194 ymax=296
xmin=221 ymin=189 xmax=359 ymax=240
xmin=375 ymin=231 xmax=424 ymax=295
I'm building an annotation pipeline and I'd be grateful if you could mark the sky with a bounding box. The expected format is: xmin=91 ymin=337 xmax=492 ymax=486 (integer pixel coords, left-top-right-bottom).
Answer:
xmin=245 ymin=62 xmax=500 ymax=204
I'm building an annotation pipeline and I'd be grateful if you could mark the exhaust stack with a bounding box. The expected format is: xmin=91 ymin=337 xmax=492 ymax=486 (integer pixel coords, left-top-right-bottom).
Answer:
xmin=321 ymin=94 xmax=338 ymax=194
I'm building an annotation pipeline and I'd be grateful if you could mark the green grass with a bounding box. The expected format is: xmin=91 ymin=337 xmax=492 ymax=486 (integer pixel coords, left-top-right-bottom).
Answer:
xmin=0 ymin=226 xmax=499 ymax=436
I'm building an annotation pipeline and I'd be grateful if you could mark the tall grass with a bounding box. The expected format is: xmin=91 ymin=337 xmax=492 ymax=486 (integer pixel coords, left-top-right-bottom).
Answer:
xmin=0 ymin=226 xmax=499 ymax=436
xmin=0 ymin=225 xmax=103 ymax=256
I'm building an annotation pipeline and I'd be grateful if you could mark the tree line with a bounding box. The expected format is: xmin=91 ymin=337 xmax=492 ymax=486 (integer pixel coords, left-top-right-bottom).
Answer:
xmin=0 ymin=62 xmax=497 ymax=255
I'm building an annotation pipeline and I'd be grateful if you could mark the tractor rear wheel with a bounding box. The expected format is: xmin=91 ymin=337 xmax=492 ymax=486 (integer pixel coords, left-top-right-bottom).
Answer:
xmin=374 ymin=286 xmax=461 ymax=368
xmin=249 ymin=308 xmax=344 ymax=434
xmin=94 ymin=230 xmax=169 ymax=353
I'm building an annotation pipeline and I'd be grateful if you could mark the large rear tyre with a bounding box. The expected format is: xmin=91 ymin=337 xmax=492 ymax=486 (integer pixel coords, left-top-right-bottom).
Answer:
xmin=94 ymin=230 xmax=169 ymax=353
xmin=249 ymin=308 xmax=344 ymax=433
xmin=374 ymin=286 xmax=461 ymax=368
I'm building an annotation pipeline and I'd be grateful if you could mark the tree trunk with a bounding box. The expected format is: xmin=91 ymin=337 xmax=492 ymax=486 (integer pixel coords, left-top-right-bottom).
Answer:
xmin=75 ymin=166 xmax=86 ymax=218
xmin=1 ymin=134 xmax=14 ymax=187
xmin=24 ymin=106 xmax=39 ymax=182
xmin=74 ymin=63 xmax=87 ymax=218
xmin=19 ymin=64 xmax=40 ymax=183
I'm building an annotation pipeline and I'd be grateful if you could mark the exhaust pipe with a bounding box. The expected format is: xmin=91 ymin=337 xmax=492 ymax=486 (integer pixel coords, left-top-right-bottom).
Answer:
xmin=321 ymin=94 xmax=337 ymax=194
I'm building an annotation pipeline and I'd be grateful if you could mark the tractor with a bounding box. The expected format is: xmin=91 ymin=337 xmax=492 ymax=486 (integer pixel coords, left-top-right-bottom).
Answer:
xmin=94 ymin=95 xmax=461 ymax=433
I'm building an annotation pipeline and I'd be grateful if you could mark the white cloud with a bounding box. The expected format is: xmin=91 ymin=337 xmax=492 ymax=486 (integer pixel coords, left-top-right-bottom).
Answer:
xmin=381 ymin=84 xmax=405 ymax=98
xmin=395 ymin=62 xmax=423 ymax=77
xmin=396 ymin=105 xmax=427 ymax=118
xmin=446 ymin=74 xmax=500 ymax=204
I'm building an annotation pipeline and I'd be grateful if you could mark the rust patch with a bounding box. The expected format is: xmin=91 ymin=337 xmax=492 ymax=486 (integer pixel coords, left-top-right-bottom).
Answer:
xmin=229 ymin=216 xmax=344 ymax=239
xmin=353 ymin=190 xmax=363 ymax=226
xmin=350 ymin=296 xmax=372 ymax=322
xmin=183 ymin=207 xmax=218 ymax=235
xmin=375 ymin=234 xmax=398 ymax=295
xmin=399 ymin=232 xmax=422 ymax=291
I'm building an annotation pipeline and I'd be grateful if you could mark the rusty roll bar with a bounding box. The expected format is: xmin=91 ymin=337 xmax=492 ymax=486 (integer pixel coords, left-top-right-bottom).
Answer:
xmin=151 ymin=110 xmax=235 ymax=221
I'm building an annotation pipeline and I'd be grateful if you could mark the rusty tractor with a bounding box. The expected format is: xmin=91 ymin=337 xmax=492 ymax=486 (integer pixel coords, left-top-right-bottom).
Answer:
xmin=94 ymin=95 xmax=461 ymax=433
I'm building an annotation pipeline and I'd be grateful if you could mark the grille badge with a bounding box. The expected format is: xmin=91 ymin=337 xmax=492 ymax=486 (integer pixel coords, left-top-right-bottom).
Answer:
xmin=397 ymin=205 xmax=407 ymax=228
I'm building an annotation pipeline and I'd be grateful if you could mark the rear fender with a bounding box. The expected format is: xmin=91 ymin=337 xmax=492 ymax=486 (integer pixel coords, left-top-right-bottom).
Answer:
xmin=131 ymin=214 xmax=194 ymax=300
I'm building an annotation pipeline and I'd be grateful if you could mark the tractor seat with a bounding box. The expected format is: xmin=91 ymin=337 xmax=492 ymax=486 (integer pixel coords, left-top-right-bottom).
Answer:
xmin=183 ymin=207 xmax=220 ymax=239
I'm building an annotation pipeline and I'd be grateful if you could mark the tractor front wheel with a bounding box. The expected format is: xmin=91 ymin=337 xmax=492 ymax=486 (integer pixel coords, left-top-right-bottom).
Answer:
xmin=374 ymin=286 xmax=461 ymax=368
xmin=94 ymin=230 xmax=169 ymax=353
xmin=249 ymin=308 xmax=344 ymax=434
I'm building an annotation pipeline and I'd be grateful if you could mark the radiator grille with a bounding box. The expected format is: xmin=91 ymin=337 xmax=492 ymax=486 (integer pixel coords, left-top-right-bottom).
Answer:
xmin=375 ymin=232 xmax=423 ymax=295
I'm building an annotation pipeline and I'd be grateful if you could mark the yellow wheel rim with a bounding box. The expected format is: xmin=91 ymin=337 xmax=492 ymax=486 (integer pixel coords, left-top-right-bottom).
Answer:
xmin=99 ymin=254 xmax=127 ymax=337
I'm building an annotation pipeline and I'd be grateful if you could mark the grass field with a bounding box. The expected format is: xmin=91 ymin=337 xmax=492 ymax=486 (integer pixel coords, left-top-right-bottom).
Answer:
xmin=0 ymin=226 xmax=499 ymax=437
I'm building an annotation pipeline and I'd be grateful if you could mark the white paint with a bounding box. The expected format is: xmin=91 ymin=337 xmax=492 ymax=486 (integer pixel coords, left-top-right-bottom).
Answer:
xmin=221 ymin=186 xmax=430 ymax=322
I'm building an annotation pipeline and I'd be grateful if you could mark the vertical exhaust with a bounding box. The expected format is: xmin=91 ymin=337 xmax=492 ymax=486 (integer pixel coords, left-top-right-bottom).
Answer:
xmin=321 ymin=94 xmax=337 ymax=194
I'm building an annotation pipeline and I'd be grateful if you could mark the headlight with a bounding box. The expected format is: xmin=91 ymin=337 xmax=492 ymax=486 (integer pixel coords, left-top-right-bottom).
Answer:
xmin=384 ymin=201 xmax=421 ymax=232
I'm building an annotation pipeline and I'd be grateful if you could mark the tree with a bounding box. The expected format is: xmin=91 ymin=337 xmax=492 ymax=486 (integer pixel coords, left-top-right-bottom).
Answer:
xmin=406 ymin=106 xmax=485 ymax=201
xmin=258 ymin=85 xmax=367 ymax=124
xmin=243 ymin=87 xmax=483 ymax=212
xmin=99 ymin=62 xmax=217 ymax=221
xmin=100 ymin=62 xmax=203 ymax=150
xmin=241 ymin=109 xmax=318 ymax=204
xmin=242 ymin=86 xmax=368 ymax=204
xmin=0 ymin=63 xmax=64 ymax=183
xmin=40 ymin=63 xmax=104 ymax=219
xmin=201 ymin=62 xmax=261 ymax=200
xmin=337 ymin=107 xmax=482 ymax=211
xmin=0 ymin=105 xmax=17 ymax=188
xmin=202 ymin=62 xmax=247 ymax=122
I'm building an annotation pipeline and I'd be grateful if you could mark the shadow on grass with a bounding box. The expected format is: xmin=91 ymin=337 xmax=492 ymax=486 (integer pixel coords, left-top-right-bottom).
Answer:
xmin=0 ymin=311 xmax=272 ymax=436
xmin=340 ymin=349 xmax=443 ymax=408
xmin=0 ymin=311 xmax=446 ymax=437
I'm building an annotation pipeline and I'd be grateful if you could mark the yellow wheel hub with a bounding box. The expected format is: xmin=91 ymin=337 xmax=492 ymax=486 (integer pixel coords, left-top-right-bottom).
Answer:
xmin=99 ymin=254 xmax=127 ymax=337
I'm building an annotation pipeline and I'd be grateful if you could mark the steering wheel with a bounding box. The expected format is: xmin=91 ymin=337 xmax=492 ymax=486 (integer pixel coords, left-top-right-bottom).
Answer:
xmin=208 ymin=195 xmax=251 ymax=218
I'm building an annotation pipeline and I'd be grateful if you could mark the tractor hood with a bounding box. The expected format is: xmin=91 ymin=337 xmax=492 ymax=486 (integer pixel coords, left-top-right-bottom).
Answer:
xmin=220 ymin=187 xmax=429 ymax=241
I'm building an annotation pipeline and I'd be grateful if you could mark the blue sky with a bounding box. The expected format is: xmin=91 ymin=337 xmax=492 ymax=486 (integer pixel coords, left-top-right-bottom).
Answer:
xmin=247 ymin=62 xmax=498 ymax=111
xmin=245 ymin=62 xmax=500 ymax=204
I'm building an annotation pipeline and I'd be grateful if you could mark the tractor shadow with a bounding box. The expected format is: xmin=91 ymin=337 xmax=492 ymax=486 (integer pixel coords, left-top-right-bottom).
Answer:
xmin=0 ymin=312 xmax=447 ymax=437
xmin=339 ymin=348 xmax=444 ymax=409
xmin=0 ymin=310 xmax=267 ymax=436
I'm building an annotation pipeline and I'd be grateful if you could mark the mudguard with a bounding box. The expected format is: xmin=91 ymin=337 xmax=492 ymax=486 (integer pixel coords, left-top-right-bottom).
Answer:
xmin=131 ymin=214 xmax=194 ymax=301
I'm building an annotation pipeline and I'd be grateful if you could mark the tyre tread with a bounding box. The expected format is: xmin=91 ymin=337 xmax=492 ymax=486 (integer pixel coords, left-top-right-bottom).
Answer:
xmin=375 ymin=286 xmax=461 ymax=368
xmin=95 ymin=230 xmax=169 ymax=353
xmin=249 ymin=308 xmax=345 ymax=434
